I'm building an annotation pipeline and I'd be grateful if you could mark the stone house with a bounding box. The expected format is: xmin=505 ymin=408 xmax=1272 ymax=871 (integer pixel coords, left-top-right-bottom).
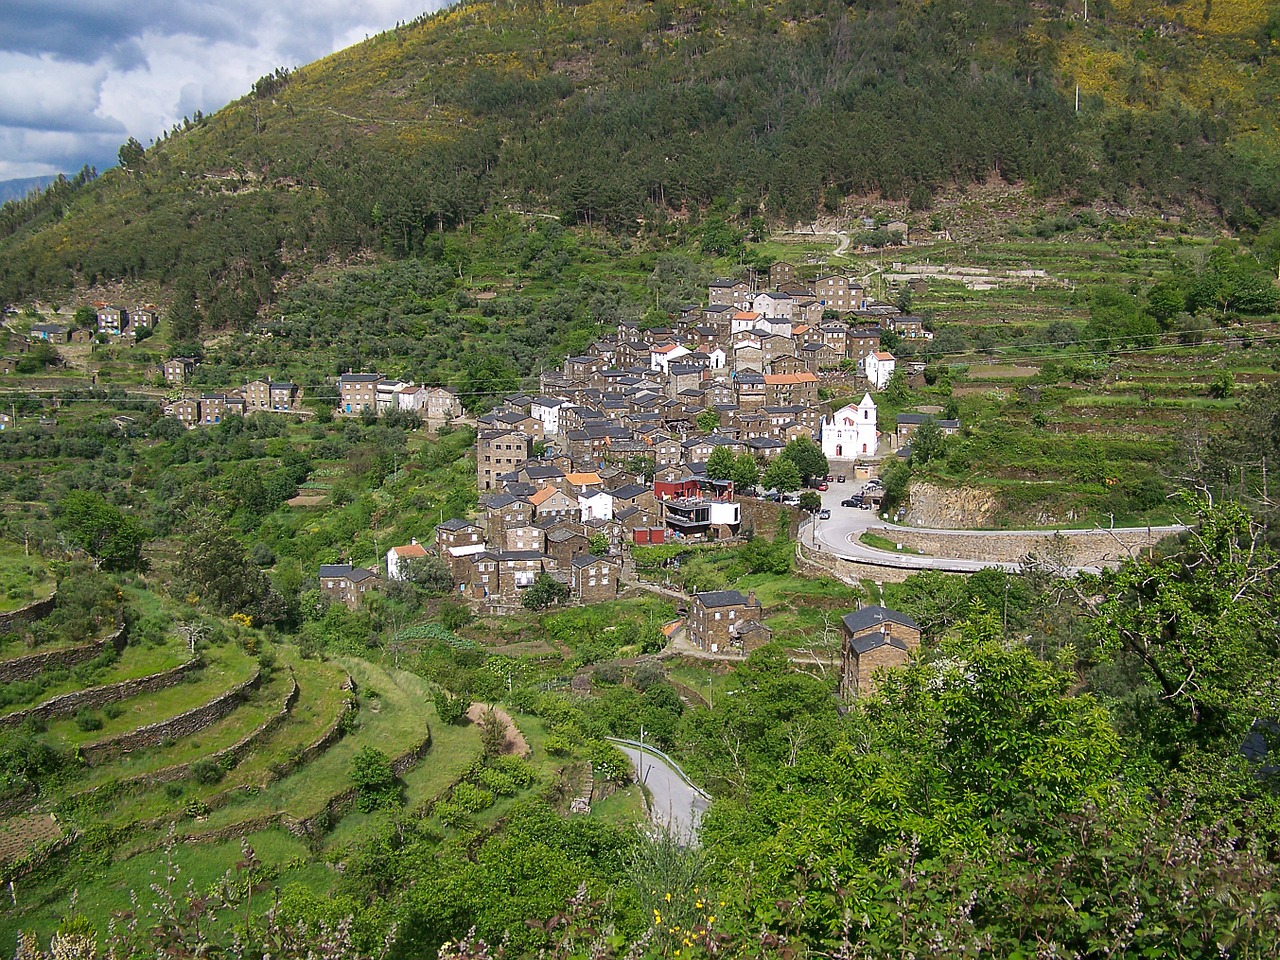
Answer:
xmin=735 ymin=371 xmax=767 ymax=410
xmin=763 ymin=372 xmax=819 ymax=408
xmin=848 ymin=327 xmax=882 ymax=363
xmin=545 ymin=528 xmax=591 ymax=570
xmin=199 ymin=393 xmax=232 ymax=425
xmin=768 ymin=354 xmax=808 ymax=376
xmin=530 ymin=485 xmax=577 ymax=521
xmin=476 ymin=430 xmax=532 ymax=491
xmin=337 ymin=373 xmax=384 ymax=415
xmin=163 ymin=357 xmax=197 ymax=383
xmin=504 ymin=524 xmax=545 ymax=553
xmin=434 ymin=518 xmax=487 ymax=579
xmin=318 ymin=564 xmax=381 ymax=609
xmin=821 ymin=323 xmax=849 ymax=355
xmin=424 ymin=386 xmax=460 ymax=420
xmin=128 ymin=308 xmax=157 ymax=335
xmin=494 ymin=551 xmax=548 ymax=601
xmin=96 ymin=305 xmax=126 ymax=336
xmin=839 ymin=605 xmax=921 ymax=699
xmin=800 ymin=341 xmax=840 ymax=373
xmin=569 ymin=554 xmax=620 ymax=603
xmin=708 ymin=278 xmax=753 ymax=309
xmin=896 ymin=414 xmax=960 ymax=444
xmin=482 ymin=493 xmax=534 ymax=542
xmin=769 ymin=261 xmax=797 ymax=289
xmin=165 ymin=398 xmax=199 ymax=428
xmin=688 ymin=590 xmax=766 ymax=654
xmin=30 ymin=323 xmax=69 ymax=343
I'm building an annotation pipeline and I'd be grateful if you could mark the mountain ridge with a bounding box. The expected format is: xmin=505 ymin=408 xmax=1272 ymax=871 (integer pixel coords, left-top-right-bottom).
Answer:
xmin=1 ymin=0 xmax=1277 ymax=322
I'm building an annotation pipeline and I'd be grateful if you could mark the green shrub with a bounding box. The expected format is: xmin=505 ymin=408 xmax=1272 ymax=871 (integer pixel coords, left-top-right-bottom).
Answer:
xmin=190 ymin=758 xmax=226 ymax=786
xmin=103 ymin=703 xmax=124 ymax=720
xmin=74 ymin=709 xmax=103 ymax=732
xmin=452 ymin=781 xmax=495 ymax=813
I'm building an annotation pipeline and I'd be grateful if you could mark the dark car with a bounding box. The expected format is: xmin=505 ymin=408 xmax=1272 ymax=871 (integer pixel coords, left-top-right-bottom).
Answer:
xmin=836 ymin=475 xmax=846 ymax=483
xmin=825 ymin=474 xmax=834 ymax=483
xmin=841 ymin=497 xmax=862 ymax=508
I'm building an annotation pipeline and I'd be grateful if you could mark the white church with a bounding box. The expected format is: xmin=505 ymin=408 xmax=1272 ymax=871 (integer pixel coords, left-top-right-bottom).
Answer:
xmin=821 ymin=393 xmax=880 ymax=460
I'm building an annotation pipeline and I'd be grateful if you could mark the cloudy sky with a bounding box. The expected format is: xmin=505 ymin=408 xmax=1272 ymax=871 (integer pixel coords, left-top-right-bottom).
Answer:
xmin=0 ymin=0 xmax=452 ymax=182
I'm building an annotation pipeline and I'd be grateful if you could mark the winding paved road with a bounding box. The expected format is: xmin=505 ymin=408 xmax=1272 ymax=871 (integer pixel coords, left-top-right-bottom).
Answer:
xmin=803 ymin=478 xmax=1188 ymax=575
xmin=610 ymin=738 xmax=710 ymax=844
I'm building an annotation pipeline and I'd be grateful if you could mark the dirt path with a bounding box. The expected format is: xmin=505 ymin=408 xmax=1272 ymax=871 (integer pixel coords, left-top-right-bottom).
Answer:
xmin=466 ymin=703 xmax=529 ymax=757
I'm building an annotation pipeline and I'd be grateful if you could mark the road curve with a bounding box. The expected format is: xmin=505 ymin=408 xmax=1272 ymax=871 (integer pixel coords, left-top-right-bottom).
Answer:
xmin=609 ymin=738 xmax=710 ymax=844
xmin=802 ymin=481 xmax=1188 ymax=575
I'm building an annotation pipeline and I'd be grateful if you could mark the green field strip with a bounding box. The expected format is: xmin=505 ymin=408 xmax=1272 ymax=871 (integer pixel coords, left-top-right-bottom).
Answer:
xmin=0 ymin=638 xmax=190 ymax=718
xmin=66 ymin=668 xmax=297 ymax=793
xmin=40 ymin=644 xmax=259 ymax=749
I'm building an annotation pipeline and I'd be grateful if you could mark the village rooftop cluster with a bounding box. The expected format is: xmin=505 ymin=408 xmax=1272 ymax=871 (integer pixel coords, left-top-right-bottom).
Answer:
xmin=317 ymin=268 xmax=949 ymax=659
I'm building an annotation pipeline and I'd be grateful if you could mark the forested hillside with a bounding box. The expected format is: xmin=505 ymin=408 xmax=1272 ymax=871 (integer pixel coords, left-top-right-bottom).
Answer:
xmin=1 ymin=0 xmax=1278 ymax=325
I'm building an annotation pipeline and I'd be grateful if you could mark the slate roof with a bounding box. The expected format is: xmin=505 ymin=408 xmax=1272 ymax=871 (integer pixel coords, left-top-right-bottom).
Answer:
xmin=436 ymin=518 xmax=478 ymax=532
xmin=841 ymin=606 xmax=920 ymax=637
xmin=897 ymin=414 xmax=960 ymax=429
xmin=318 ymin=564 xmax=378 ymax=583
xmin=696 ymin=589 xmax=757 ymax=609
xmin=572 ymin=553 xmax=617 ymax=568
xmin=610 ymin=483 xmax=649 ymax=500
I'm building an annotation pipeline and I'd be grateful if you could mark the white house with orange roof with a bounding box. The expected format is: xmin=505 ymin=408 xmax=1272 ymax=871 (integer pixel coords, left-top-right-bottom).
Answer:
xmin=862 ymin=350 xmax=897 ymax=390
xmin=386 ymin=539 xmax=430 ymax=580
xmin=730 ymin=310 xmax=764 ymax=336
xmin=650 ymin=343 xmax=692 ymax=375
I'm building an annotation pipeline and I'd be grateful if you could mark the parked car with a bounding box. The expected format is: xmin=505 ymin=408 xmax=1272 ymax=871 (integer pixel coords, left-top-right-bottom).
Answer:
xmin=818 ymin=508 xmax=831 ymax=519
xmin=836 ymin=475 xmax=846 ymax=483
xmin=840 ymin=497 xmax=862 ymax=508
xmin=815 ymin=481 xmax=829 ymax=491
xmin=825 ymin=474 xmax=834 ymax=483
xmin=782 ymin=493 xmax=801 ymax=505
xmin=865 ymin=478 xmax=883 ymax=489
xmin=860 ymin=502 xmax=872 ymax=510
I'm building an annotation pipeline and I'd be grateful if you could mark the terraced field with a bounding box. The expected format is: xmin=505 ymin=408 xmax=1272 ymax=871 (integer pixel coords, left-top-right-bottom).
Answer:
xmin=0 ymin=639 xmax=487 ymax=946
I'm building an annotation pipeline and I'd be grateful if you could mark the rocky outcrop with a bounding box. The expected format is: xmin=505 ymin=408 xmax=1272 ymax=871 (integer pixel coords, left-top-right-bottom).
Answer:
xmin=902 ymin=481 xmax=1000 ymax=529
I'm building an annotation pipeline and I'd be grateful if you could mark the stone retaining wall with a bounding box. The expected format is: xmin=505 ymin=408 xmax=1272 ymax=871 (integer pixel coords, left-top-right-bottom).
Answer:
xmin=0 ymin=627 xmax=127 ymax=684
xmin=77 ymin=673 xmax=300 ymax=792
xmin=881 ymin=527 xmax=1165 ymax=566
xmin=796 ymin=542 xmax=912 ymax=584
xmin=0 ymin=593 xmax=57 ymax=632
xmin=81 ymin=668 xmax=263 ymax=766
xmin=0 ymin=654 xmax=201 ymax=730
xmin=138 ymin=726 xmax=435 ymax=853
xmin=284 ymin=731 xmax=434 ymax=839
xmin=117 ymin=673 xmax=357 ymax=856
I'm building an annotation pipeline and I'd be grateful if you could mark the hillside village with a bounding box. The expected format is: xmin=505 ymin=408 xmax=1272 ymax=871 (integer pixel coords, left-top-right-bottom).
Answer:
xmin=313 ymin=268 xmax=955 ymax=659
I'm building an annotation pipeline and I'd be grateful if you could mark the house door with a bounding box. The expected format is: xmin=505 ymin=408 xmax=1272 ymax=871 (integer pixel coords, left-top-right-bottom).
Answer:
xmin=836 ymin=445 xmax=842 ymax=457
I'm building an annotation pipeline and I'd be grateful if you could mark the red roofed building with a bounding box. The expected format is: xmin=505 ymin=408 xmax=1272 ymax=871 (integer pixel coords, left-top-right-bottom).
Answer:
xmin=386 ymin=540 xmax=429 ymax=581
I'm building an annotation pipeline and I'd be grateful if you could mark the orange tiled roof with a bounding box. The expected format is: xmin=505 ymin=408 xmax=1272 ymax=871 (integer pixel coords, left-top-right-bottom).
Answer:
xmin=565 ymin=472 xmax=603 ymax=486
xmin=763 ymin=373 xmax=819 ymax=385
xmin=391 ymin=543 xmax=428 ymax=558
xmin=732 ymin=310 xmax=759 ymax=320
xmin=530 ymin=486 xmax=562 ymax=506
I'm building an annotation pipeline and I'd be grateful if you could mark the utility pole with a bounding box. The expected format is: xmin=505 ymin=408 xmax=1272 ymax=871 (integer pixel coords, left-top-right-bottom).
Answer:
xmin=638 ymin=726 xmax=649 ymax=785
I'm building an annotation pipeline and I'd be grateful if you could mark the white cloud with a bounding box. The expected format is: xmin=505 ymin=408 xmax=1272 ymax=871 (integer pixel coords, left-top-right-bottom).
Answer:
xmin=0 ymin=1 xmax=453 ymax=181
